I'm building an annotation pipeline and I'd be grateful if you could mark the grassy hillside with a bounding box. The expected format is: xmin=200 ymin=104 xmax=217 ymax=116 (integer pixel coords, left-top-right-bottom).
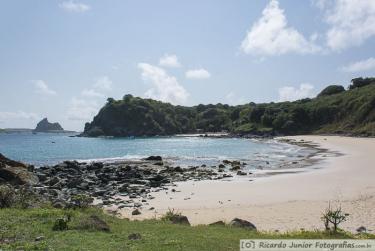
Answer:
xmin=83 ymin=78 xmax=375 ymax=137
xmin=1 ymin=208 xmax=372 ymax=251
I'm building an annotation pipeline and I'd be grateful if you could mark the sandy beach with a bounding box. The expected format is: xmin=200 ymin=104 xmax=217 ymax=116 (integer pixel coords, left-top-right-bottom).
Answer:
xmin=119 ymin=136 xmax=375 ymax=233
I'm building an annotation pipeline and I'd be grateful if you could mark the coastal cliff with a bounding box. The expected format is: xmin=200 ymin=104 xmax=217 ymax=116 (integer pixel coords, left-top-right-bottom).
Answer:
xmin=82 ymin=77 xmax=375 ymax=137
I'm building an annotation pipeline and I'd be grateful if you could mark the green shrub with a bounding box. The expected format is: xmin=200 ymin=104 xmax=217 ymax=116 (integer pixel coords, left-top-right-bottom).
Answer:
xmin=0 ymin=185 xmax=16 ymax=208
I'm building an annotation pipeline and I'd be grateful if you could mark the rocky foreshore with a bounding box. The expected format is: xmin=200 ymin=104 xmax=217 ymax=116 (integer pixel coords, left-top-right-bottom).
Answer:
xmin=1 ymin=153 xmax=256 ymax=210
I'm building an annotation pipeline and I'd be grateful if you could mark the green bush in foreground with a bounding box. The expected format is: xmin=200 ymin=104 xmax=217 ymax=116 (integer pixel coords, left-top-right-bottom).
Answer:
xmin=0 ymin=208 xmax=374 ymax=251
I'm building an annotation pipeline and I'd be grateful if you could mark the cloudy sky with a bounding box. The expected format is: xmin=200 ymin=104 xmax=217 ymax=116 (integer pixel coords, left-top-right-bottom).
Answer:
xmin=1 ymin=0 xmax=375 ymax=131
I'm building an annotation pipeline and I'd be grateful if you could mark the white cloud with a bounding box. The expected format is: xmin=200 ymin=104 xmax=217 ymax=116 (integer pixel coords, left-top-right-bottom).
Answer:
xmin=278 ymin=83 xmax=315 ymax=102
xmin=0 ymin=111 xmax=38 ymax=120
xmin=0 ymin=111 xmax=39 ymax=123
xmin=225 ymin=92 xmax=246 ymax=105
xmin=241 ymin=0 xmax=320 ymax=56
xmin=138 ymin=63 xmax=189 ymax=104
xmin=59 ymin=1 xmax=90 ymax=13
xmin=159 ymin=54 xmax=181 ymax=68
xmin=33 ymin=80 xmax=57 ymax=96
xmin=81 ymin=89 xmax=104 ymax=98
xmin=67 ymin=98 xmax=99 ymax=121
xmin=93 ymin=76 xmax=113 ymax=91
xmin=185 ymin=68 xmax=211 ymax=79
xmin=341 ymin=57 xmax=375 ymax=72
xmin=321 ymin=0 xmax=375 ymax=51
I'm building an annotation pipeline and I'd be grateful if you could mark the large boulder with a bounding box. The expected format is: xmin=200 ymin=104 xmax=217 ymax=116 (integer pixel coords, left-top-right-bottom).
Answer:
xmin=170 ymin=215 xmax=190 ymax=225
xmin=229 ymin=218 xmax=256 ymax=230
xmin=0 ymin=154 xmax=38 ymax=185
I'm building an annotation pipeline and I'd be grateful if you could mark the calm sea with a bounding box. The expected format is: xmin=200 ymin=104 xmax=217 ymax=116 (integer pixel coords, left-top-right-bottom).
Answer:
xmin=0 ymin=132 xmax=314 ymax=169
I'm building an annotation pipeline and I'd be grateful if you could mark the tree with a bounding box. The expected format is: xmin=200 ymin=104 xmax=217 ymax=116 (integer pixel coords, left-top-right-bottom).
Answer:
xmin=321 ymin=204 xmax=349 ymax=232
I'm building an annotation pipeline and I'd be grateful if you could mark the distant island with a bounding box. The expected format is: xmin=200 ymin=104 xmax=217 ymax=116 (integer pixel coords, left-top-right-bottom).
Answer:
xmin=82 ymin=77 xmax=375 ymax=137
xmin=34 ymin=118 xmax=64 ymax=133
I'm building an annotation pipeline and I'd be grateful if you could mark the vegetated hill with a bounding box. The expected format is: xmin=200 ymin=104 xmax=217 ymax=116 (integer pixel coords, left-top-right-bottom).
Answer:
xmin=82 ymin=78 xmax=375 ymax=137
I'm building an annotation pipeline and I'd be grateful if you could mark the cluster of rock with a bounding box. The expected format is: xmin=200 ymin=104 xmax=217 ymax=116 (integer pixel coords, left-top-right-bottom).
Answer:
xmin=29 ymin=157 xmax=251 ymax=209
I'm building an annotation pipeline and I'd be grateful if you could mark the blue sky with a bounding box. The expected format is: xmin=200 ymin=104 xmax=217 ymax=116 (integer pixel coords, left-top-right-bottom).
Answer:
xmin=1 ymin=0 xmax=375 ymax=131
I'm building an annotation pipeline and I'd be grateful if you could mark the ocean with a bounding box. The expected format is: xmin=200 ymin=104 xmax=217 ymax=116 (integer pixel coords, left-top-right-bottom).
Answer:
xmin=0 ymin=132 xmax=314 ymax=169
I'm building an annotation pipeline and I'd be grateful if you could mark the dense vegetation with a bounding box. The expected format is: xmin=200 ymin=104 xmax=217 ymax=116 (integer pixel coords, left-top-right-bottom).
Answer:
xmin=1 ymin=207 xmax=372 ymax=250
xmin=83 ymin=78 xmax=375 ymax=137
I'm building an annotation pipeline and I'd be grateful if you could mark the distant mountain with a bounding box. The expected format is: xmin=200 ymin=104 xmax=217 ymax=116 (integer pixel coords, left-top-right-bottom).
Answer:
xmin=82 ymin=77 xmax=375 ymax=137
xmin=34 ymin=118 xmax=64 ymax=132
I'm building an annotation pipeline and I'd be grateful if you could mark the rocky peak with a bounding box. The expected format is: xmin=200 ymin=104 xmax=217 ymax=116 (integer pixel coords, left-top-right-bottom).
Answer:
xmin=34 ymin=118 xmax=64 ymax=132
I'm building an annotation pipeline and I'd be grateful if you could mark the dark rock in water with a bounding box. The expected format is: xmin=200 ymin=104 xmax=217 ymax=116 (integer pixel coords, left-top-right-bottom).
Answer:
xmin=128 ymin=233 xmax=142 ymax=240
xmin=34 ymin=118 xmax=64 ymax=132
xmin=209 ymin=221 xmax=225 ymax=226
xmin=218 ymin=164 xmax=225 ymax=169
xmin=0 ymin=154 xmax=38 ymax=185
xmin=229 ymin=218 xmax=256 ymax=230
xmin=132 ymin=209 xmax=141 ymax=215
xmin=170 ymin=215 xmax=190 ymax=225
xmin=236 ymin=171 xmax=247 ymax=176
xmin=230 ymin=166 xmax=241 ymax=171
xmin=145 ymin=156 xmax=162 ymax=161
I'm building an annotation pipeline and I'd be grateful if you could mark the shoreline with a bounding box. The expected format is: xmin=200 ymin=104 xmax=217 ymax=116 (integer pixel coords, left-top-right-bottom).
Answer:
xmin=117 ymin=136 xmax=375 ymax=233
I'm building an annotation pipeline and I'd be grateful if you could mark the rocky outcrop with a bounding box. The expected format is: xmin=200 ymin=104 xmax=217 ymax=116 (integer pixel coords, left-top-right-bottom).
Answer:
xmin=0 ymin=154 xmax=38 ymax=185
xmin=229 ymin=218 xmax=256 ymax=230
xmin=34 ymin=118 xmax=64 ymax=132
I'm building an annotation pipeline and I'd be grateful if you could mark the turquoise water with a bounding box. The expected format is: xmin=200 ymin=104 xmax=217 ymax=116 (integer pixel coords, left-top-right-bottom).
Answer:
xmin=0 ymin=132 xmax=312 ymax=168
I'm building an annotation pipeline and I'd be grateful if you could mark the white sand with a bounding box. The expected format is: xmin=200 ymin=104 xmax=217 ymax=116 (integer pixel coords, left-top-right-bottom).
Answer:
xmin=119 ymin=136 xmax=375 ymax=233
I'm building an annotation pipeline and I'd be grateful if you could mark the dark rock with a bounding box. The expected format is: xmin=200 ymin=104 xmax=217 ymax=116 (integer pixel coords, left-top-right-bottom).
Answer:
xmin=209 ymin=221 xmax=225 ymax=226
xmin=145 ymin=156 xmax=162 ymax=161
xmin=86 ymin=215 xmax=110 ymax=232
xmin=229 ymin=218 xmax=256 ymax=230
xmin=128 ymin=233 xmax=142 ymax=240
xmin=170 ymin=215 xmax=190 ymax=225
xmin=356 ymin=226 xmax=367 ymax=233
xmin=237 ymin=171 xmax=247 ymax=176
xmin=132 ymin=209 xmax=141 ymax=215
xmin=52 ymin=200 xmax=67 ymax=209
xmin=0 ymin=153 xmax=28 ymax=168
xmin=230 ymin=166 xmax=241 ymax=171
xmin=218 ymin=164 xmax=225 ymax=169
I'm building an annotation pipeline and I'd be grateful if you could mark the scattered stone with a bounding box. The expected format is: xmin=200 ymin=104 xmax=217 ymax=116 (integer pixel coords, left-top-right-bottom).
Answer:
xmin=229 ymin=218 xmax=256 ymax=230
xmin=149 ymin=207 xmax=155 ymax=210
xmin=230 ymin=166 xmax=241 ymax=171
xmin=209 ymin=221 xmax=225 ymax=226
xmin=170 ymin=215 xmax=190 ymax=225
xmin=35 ymin=236 xmax=45 ymax=242
xmin=128 ymin=233 xmax=142 ymax=240
xmin=237 ymin=171 xmax=247 ymax=176
xmin=145 ymin=156 xmax=162 ymax=161
xmin=357 ymin=226 xmax=367 ymax=233
xmin=132 ymin=209 xmax=141 ymax=215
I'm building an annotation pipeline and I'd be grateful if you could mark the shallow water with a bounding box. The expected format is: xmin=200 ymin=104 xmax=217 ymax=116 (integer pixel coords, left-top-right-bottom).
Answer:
xmin=0 ymin=132 xmax=315 ymax=169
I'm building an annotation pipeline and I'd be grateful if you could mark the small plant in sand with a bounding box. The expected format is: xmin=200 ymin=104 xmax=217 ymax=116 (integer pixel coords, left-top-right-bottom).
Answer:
xmin=321 ymin=204 xmax=349 ymax=233
xmin=161 ymin=208 xmax=181 ymax=221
